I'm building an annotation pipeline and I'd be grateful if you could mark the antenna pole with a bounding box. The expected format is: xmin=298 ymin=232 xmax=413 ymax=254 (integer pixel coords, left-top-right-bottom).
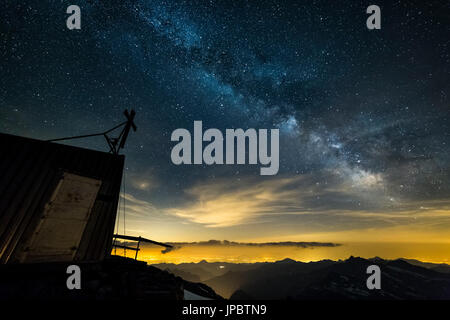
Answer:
xmin=46 ymin=110 xmax=137 ymax=155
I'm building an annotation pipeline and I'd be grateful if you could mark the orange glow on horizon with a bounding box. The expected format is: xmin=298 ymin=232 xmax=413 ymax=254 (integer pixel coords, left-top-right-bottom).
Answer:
xmin=112 ymin=241 xmax=450 ymax=265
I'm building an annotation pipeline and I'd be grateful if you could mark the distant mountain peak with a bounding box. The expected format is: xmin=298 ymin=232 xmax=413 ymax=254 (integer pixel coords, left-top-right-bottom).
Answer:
xmin=369 ymin=256 xmax=384 ymax=262
xmin=345 ymin=256 xmax=368 ymax=263
xmin=276 ymin=258 xmax=297 ymax=264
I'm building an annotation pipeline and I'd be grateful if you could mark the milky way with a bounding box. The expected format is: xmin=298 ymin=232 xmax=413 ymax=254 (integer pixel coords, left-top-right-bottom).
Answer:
xmin=1 ymin=1 xmax=449 ymax=240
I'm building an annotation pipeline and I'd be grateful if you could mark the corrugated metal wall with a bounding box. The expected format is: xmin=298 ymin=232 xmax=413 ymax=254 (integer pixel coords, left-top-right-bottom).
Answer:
xmin=0 ymin=133 xmax=124 ymax=264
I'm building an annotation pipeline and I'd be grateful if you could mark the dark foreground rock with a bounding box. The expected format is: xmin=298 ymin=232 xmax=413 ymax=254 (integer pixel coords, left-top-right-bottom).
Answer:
xmin=0 ymin=256 xmax=222 ymax=300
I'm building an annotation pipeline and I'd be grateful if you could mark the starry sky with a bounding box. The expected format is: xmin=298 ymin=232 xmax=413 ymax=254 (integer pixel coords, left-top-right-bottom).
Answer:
xmin=1 ymin=1 xmax=450 ymax=255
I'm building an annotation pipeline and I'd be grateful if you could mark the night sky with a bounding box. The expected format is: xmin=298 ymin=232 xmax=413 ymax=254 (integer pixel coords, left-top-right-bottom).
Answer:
xmin=1 ymin=1 xmax=450 ymax=249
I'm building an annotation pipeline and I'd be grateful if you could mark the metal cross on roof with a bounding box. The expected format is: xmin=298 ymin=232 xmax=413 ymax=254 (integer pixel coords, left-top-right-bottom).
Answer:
xmin=47 ymin=109 xmax=138 ymax=155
